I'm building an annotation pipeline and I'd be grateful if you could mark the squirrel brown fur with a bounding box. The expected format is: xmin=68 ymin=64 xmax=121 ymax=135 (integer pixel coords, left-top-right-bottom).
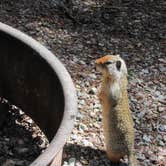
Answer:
xmin=95 ymin=55 xmax=138 ymax=166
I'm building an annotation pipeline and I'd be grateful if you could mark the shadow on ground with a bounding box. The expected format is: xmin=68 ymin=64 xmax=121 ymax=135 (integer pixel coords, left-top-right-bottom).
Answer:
xmin=63 ymin=143 xmax=128 ymax=166
xmin=0 ymin=0 xmax=164 ymax=61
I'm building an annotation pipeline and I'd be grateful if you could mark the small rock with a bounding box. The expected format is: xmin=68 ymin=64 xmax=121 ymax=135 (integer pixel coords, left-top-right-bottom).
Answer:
xmin=90 ymin=111 xmax=96 ymax=118
xmin=88 ymin=74 xmax=97 ymax=79
xmin=159 ymin=66 xmax=166 ymax=72
xmin=68 ymin=158 xmax=76 ymax=166
xmin=137 ymin=153 xmax=146 ymax=160
xmin=154 ymin=91 xmax=161 ymax=96
xmin=82 ymin=139 xmax=93 ymax=147
xmin=70 ymin=134 xmax=78 ymax=140
xmin=150 ymin=155 xmax=158 ymax=163
xmin=81 ymin=159 xmax=89 ymax=165
xmin=75 ymin=161 xmax=82 ymax=166
xmin=79 ymin=100 xmax=85 ymax=105
xmin=93 ymin=122 xmax=100 ymax=129
xmin=93 ymin=103 xmax=101 ymax=109
xmin=163 ymin=135 xmax=166 ymax=142
xmin=88 ymin=87 xmax=97 ymax=95
xmin=26 ymin=118 xmax=33 ymax=123
xmin=159 ymin=125 xmax=166 ymax=132
xmin=76 ymin=112 xmax=84 ymax=120
xmin=94 ymin=108 xmax=100 ymax=112
xmin=15 ymin=147 xmax=29 ymax=154
xmin=62 ymin=161 xmax=68 ymax=166
xmin=15 ymin=160 xmax=27 ymax=166
xmin=143 ymin=135 xmax=152 ymax=143
xmin=158 ymin=106 xmax=165 ymax=113
xmin=157 ymin=94 xmax=165 ymax=101
xmin=4 ymin=138 xmax=10 ymax=141
xmin=79 ymin=123 xmax=88 ymax=131
xmin=142 ymin=69 xmax=149 ymax=74
xmin=79 ymin=60 xmax=86 ymax=65
xmin=2 ymin=159 xmax=16 ymax=166
xmin=158 ymin=140 xmax=165 ymax=147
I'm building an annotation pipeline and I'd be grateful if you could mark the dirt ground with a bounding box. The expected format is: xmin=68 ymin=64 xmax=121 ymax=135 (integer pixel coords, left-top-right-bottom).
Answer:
xmin=0 ymin=0 xmax=165 ymax=166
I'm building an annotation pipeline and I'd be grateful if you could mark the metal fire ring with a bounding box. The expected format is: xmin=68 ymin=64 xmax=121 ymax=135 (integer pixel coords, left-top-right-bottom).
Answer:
xmin=0 ymin=22 xmax=77 ymax=166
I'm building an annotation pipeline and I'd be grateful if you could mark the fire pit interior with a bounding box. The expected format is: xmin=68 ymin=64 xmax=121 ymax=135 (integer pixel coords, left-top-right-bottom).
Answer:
xmin=0 ymin=28 xmax=64 ymax=140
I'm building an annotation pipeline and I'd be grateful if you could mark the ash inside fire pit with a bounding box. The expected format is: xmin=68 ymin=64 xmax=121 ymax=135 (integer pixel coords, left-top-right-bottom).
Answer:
xmin=0 ymin=98 xmax=49 ymax=166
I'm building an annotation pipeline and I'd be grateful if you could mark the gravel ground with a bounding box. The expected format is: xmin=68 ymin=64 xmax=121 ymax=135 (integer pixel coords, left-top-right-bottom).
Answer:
xmin=0 ymin=0 xmax=165 ymax=166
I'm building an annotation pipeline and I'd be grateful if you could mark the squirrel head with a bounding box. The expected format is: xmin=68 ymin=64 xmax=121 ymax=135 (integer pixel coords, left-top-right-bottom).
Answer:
xmin=95 ymin=55 xmax=128 ymax=81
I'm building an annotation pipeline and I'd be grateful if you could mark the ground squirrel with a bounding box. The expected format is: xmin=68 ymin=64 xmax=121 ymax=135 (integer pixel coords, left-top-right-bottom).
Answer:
xmin=95 ymin=55 xmax=138 ymax=166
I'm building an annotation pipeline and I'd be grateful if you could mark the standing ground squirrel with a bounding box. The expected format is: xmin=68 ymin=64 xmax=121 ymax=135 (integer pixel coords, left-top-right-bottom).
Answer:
xmin=95 ymin=55 xmax=138 ymax=166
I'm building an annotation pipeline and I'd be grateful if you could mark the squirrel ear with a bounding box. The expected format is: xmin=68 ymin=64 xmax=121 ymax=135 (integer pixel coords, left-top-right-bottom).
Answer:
xmin=116 ymin=60 xmax=121 ymax=71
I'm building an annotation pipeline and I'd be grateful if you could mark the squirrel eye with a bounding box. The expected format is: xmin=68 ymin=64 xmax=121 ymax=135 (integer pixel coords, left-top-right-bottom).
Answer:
xmin=116 ymin=60 xmax=121 ymax=71
xmin=105 ymin=61 xmax=112 ymax=65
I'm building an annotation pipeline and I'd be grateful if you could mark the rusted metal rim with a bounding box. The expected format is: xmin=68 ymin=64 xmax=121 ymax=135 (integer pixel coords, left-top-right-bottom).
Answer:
xmin=0 ymin=22 xmax=77 ymax=166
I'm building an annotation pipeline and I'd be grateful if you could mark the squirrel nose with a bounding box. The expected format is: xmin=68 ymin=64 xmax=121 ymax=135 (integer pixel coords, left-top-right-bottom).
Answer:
xmin=95 ymin=64 xmax=106 ymax=73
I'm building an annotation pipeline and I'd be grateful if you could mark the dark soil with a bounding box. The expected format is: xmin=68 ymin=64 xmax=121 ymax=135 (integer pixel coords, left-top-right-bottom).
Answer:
xmin=0 ymin=99 xmax=48 ymax=166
